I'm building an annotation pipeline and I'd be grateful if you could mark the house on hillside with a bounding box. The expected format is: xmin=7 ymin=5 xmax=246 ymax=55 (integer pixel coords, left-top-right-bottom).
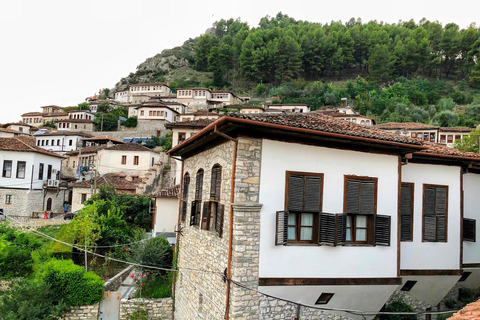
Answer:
xmin=267 ymin=103 xmax=310 ymax=113
xmin=34 ymin=131 xmax=93 ymax=155
xmin=2 ymin=122 xmax=35 ymax=135
xmin=0 ymin=128 xmax=31 ymax=138
xmin=168 ymin=112 xmax=480 ymax=320
xmin=56 ymin=111 xmax=95 ymax=132
xmin=21 ymin=112 xmax=44 ymax=126
xmin=0 ymin=137 xmax=65 ymax=216
xmin=317 ymin=110 xmax=375 ymax=125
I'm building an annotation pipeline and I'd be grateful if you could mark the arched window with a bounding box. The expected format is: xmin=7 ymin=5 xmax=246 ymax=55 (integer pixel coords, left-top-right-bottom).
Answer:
xmin=210 ymin=164 xmax=222 ymax=201
xmin=181 ymin=173 xmax=190 ymax=221
xmin=201 ymin=165 xmax=224 ymax=237
xmin=190 ymin=169 xmax=203 ymax=226
xmin=46 ymin=198 xmax=52 ymax=211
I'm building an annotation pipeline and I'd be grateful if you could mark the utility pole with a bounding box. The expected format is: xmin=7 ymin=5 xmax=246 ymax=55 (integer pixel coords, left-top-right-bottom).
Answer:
xmin=100 ymin=114 xmax=104 ymax=132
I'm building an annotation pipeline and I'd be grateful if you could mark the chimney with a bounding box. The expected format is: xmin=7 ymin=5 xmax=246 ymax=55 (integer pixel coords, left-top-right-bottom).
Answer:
xmin=341 ymin=98 xmax=348 ymax=107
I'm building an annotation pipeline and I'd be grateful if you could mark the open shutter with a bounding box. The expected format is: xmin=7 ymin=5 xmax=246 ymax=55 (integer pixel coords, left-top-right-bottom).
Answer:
xmin=210 ymin=166 xmax=222 ymax=200
xmin=400 ymin=184 xmax=413 ymax=241
xmin=360 ymin=180 xmax=375 ymax=214
xmin=288 ymin=175 xmax=304 ymax=211
xmin=215 ymin=203 xmax=224 ymax=238
xmin=190 ymin=201 xmax=197 ymax=226
xmin=276 ymin=211 xmax=289 ymax=246
xmin=319 ymin=213 xmax=336 ymax=245
xmin=435 ymin=187 xmax=447 ymax=242
xmin=304 ymin=176 xmax=321 ymax=212
xmin=181 ymin=200 xmax=187 ymax=221
xmin=195 ymin=200 xmax=202 ymax=226
xmin=201 ymin=201 xmax=210 ymax=230
xmin=374 ymin=215 xmax=391 ymax=246
xmin=463 ymin=218 xmax=476 ymax=242
xmin=336 ymin=214 xmax=347 ymax=245
xmin=346 ymin=179 xmax=360 ymax=213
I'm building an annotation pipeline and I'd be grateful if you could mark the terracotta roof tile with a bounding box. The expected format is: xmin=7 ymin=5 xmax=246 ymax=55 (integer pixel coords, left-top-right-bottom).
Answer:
xmin=73 ymin=174 xmax=137 ymax=190
xmin=82 ymin=136 xmax=124 ymax=143
xmin=165 ymin=119 xmax=214 ymax=129
xmin=21 ymin=112 xmax=43 ymax=117
xmin=0 ymin=137 xmax=64 ymax=158
xmin=417 ymin=142 xmax=480 ymax=159
xmin=439 ymin=127 xmax=473 ymax=133
xmin=104 ymin=143 xmax=154 ymax=152
xmin=375 ymin=122 xmax=438 ymax=130
xmin=152 ymin=185 xmax=180 ymax=198
xmin=448 ymin=299 xmax=480 ymax=320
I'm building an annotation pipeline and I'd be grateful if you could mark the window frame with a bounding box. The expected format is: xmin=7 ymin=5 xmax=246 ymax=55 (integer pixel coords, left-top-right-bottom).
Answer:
xmin=284 ymin=171 xmax=324 ymax=244
xmin=422 ymin=184 xmax=448 ymax=243
xmin=16 ymin=161 xmax=26 ymax=179
xmin=210 ymin=164 xmax=222 ymax=201
xmin=133 ymin=156 xmax=139 ymax=166
xmin=400 ymin=182 xmax=415 ymax=242
xmin=5 ymin=194 xmax=12 ymax=205
xmin=81 ymin=193 xmax=87 ymax=204
xmin=121 ymin=155 xmax=127 ymax=165
xmin=38 ymin=163 xmax=44 ymax=180
xmin=2 ymin=160 xmax=12 ymax=178
xmin=181 ymin=172 xmax=190 ymax=222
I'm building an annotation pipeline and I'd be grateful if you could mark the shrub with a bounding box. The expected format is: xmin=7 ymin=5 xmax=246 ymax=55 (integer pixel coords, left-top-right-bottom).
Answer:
xmin=37 ymin=259 xmax=104 ymax=306
xmin=124 ymin=116 xmax=138 ymax=128
xmin=378 ymin=300 xmax=416 ymax=320
xmin=129 ymin=237 xmax=173 ymax=273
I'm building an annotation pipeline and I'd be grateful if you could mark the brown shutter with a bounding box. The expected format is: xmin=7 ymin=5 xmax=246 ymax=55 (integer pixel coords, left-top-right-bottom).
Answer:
xmin=182 ymin=174 xmax=190 ymax=199
xmin=423 ymin=186 xmax=436 ymax=241
xmin=436 ymin=215 xmax=446 ymax=242
xmin=288 ymin=174 xmax=304 ymax=211
xmin=215 ymin=203 xmax=224 ymax=238
xmin=319 ymin=213 xmax=336 ymax=245
xmin=210 ymin=166 xmax=222 ymax=200
xmin=463 ymin=218 xmax=476 ymax=242
xmin=181 ymin=200 xmax=187 ymax=221
xmin=424 ymin=187 xmax=436 ymax=217
xmin=304 ymin=176 xmax=322 ymax=213
xmin=424 ymin=216 xmax=437 ymax=241
xmin=195 ymin=170 xmax=203 ymax=199
xmin=190 ymin=201 xmax=197 ymax=226
xmin=435 ymin=187 xmax=447 ymax=241
xmin=195 ymin=200 xmax=202 ymax=226
xmin=359 ymin=180 xmax=375 ymax=214
xmin=276 ymin=211 xmax=289 ymax=246
xmin=346 ymin=179 xmax=360 ymax=213
xmin=336 ymin=214 xmax=347 ymax=245
xmin=201 ymin=201 xmax=211 ymax=230
xmin=374 ymin=214 xmax=391 ymax=246
xmin=400 ymin=184 xmax=413 ymax=241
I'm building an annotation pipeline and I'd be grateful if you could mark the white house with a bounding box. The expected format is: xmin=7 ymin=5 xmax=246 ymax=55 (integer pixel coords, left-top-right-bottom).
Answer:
xmin=135 ymin=102 xmax=179 ymax=123
xmin=2 ymin=122 xmax=35 ymax=134
xmin=267 ymin=103 xmax=310 ymax=113
xmin=0 ymin=137 xmax=64 ymax=216
xmin=128 ymin=83 xmax=173 ymax=104
xmin=152 ymin=184 xmax=180 ymax=242
xmin=34 ymin=131 xmax=93 ymax=155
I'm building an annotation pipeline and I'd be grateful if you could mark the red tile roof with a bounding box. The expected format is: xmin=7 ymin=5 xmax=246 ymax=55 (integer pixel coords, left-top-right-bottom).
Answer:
xmin=449 ymin=299 xmax=480 ymax=320
xmin=165 ymin=119 xmax=214 ymax=129
xmin=82 ymin=136 xmax=124 ymax=143
xmin=21 ymin=112 xmax=43 ymax=117
xmin=375 ymin=122 xmax=438 ymax=130
xmin=418 ymin=142 xmax=480 ymax=159
xmin=65 ymin=145 xmax=107 ymax=156
xmin=439 ymin=127 xmax=473 ymax=133
xmin=105 ymin=143 xmax=154 ymax=152
xmin=0 ymin=137 xmax=64 ymax=158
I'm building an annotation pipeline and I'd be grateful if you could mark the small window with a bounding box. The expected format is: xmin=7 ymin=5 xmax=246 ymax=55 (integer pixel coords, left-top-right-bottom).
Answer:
xmin=5 ymin=194 xmax=12 ymax=204
xmin=47 ymin=165 xmax=52 ymax=180
xmin=458 ymin=272 xmax=472 ymax=282
xmin=133 ymin=156 xmax=139 ymax=165
xmin=423 ymin=185 xmax=448 ymax=242
xmin=401 ymin=183 xmax=414 ymax=241
xmin=38 ymin=163 xmax=44 ymax=180
xmin=121 ymin=155 xmax=127 ymax=165
xmin=2 ymin=160 xmax=12 ymax=178
xmin=315 ymin=293 xmax=334 ymax=305
xmin=210 ymin=164 xmax=222 ymax=201
xmin=69 ymin=140 xmax=73 ymax=146
xmin=81 ymin=194 xmax=87 ymax=204
xmin=16 ymin=161 xmax=26 ymax=179
xmin=401 ymin=280 xmax=417 ymax=292
xmin=181 ymin=173 xmax=190 ymax=221
xmin=463 ymin=218 xmax=476 ymax=242
xmin=447 ymin=135 xmax=453 ymax=143
xmin=178 ymin=132 xmax=187 ymax=144
xmin=190 ymin=169 xmax=204 ymax=227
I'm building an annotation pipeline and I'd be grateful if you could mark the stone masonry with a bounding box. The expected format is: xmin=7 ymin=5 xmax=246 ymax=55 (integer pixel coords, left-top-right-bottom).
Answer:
xmin=120 ymin=298 xmax=173 ymax=320
xmin=63 ymin=304 xmax=99 ymax=320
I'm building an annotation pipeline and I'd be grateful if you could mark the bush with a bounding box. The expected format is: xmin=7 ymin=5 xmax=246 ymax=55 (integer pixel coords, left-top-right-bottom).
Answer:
xmin=124 ymin=116 xmax=138 ymax=128
xmin=378 ymin=300 xmax=416 ymax=320
xmin=0 ymin=278 xmax=69 ymax=320
xmin=129 ymin=237 xmax=173 ymax=273
xmin=37 ymin=259 xmax=104 ymax=306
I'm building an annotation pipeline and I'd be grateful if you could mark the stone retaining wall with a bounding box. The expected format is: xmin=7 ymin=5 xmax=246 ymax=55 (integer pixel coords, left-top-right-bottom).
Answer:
xmin=63 ymin=304 xmax=99 ymax=320
xmin=104 ymin=265 xmax=133 ymax=292
xmin=120 ymin=298 xmax=173 ymax=320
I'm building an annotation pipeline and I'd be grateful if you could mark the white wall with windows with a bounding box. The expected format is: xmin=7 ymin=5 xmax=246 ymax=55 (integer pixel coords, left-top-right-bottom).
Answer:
xmin=153 ymin=196 xmax=179 ymax=234
xmin=401 ymin=163 xmax=461 ymax=270
xmin=258 ymin=139 xmax=399 ymax=278
xmin=35 ymin=134 xmax=84 ymax=155
xmin=136 ymin=107 xmax=178 ymax=122
xmin=96 ymin=149 xmax=160 ymax=176
xmin=463 ymin=172 xmax=480 ymax=265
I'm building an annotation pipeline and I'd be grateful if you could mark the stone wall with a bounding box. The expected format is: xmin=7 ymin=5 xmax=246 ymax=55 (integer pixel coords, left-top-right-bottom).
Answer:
xmin=88 ymin=129 xmax=166 ymax=141
xmin=120 ymin=298 xmax=173 ymax=320
xmin=63 ymin=304 xmax=99 ymax=320
xmin=104 ymin=265 xmax=133 ymax=292
xmin=387 ymin=291 xmax=432 ymax=320
xmin=0 ymin=189 xmax=43 ymax=216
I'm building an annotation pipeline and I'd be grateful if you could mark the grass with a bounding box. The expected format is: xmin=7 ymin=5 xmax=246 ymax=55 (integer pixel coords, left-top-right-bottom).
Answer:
xmin=134 ymin=273 xmax=172 ymax=299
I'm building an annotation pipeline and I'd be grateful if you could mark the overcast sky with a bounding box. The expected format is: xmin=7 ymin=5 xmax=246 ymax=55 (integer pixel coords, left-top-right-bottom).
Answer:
xmin=1 ymin=0 xmax=479 ymax=123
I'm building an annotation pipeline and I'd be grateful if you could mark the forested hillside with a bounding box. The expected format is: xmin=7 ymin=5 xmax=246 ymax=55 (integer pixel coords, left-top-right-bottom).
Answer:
xmin=114 ymin=13 xmax=480 ymax=126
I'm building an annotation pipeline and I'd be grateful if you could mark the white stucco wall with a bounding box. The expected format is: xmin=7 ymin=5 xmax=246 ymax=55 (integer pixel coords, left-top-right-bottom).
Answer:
xmin=397 ymin=275 xmax=461 ymax=306
xmin=36 ymin=134 xmax=83 ymax=154
xmin=463 ymin=172 xmax=480 ymax=264
xmin=401 ymin=163 xmax=461 ymax=270
xmin=153 ymin=197 xmax=179 ymax=233
xmin=137 ymin=107 xmax=177 ymax=122
xmin=97 ymin=149 xmax=160 ymax=176
xmin=258 ymin=139 xmax=400 ymax=278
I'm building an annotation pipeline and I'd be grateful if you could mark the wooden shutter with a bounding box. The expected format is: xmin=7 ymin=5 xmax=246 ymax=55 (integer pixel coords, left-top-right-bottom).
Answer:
xmin=195 ymin=170 xmax=204 ymax=199
xmin=304 ymin=176 xmax=322 ymax=213
xmin=190 ymin=201 xmax=197 ymax=226
xmin=346 ymin=179 xmax=360 ymax=213
xmin=374 ymin=215 xmax=391 ymax=246
xmin=423 ymin=186 xmax=436 ymax=241
xmin=288 ymin=174 xmax=304 ymax=211
xmin=181 ymin=200 xmax=187 ymax=221
xmin=400 ymin=184 xmax=413 ymax=241
xmin=435 ymin=187 xmax=447 ymax=241
xmin=319 ymin=213 xmax=336 ymax=245
xmin=201 ymin=201 xmax=211 ymax=230
xmin=215 ymin=203 xmax=224 ymax=238
xmin=195 ymin=200 xmax=202 ymax=226
xmin=359 ymin=180 xmax=376 ymax=214
xmin=182 ymin=174 xmax=190 ymax=199
xmin=424 ymin=187 xmax=436 ymax=217
xmin=276 ymin=211 xmax=289 ymax=246
xmin=424 ymin=216 xmax=437 ymax=241
xmin=463 ymin=218 xmax=476 ymax=242
xmin=336 ymin=214 xmax=347 ymax=245
xmin=210 ymin=166 xmax=222 ymax=200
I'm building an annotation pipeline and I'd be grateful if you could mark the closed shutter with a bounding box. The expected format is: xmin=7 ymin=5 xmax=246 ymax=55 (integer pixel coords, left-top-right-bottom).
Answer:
xmin=190 ymin=201 xmax=197 ymax=226
xmin=436 ymin=215 xmax=446 ymax=242
xmin=215 ymin=203 xmax=224 ymax=238
xmin=276 ymin=211 xmax=289 ymax=246
xmin=374 ymin=215 xmax=391 ymax=246
xmin=336 ymin=214 xmax=347 ymax=245
xmin=319 ymin=213 xmax=336 ymax=245
xmin=288 ymin=174 xmax=304 ymax=211
xmin=424 ymin=216 xmax=437 ymax=241
xmin=181 ymin=200 xmax=187 ymax=221
xmin=195 ymin=170 xmax=204 ymax=199
xmin=463 ymin=218 xmax=476 ymax=242
xmin=201 ymin=201 xmax=211 ymax=230
xmin=423 ymin=186 xmax=436 ymax=241
xmin=182 ymin=174 xmax=190 ymax=199
xmin=195 ymin=200 xmax=202 ymax=226
xmin=424 ymin=187 xmax=436 ymax=217
xmin=435 ymin=187 xmax=447 ymax=241
xmin=346 ymin=179 xmax=360 ymax=213
xmin=400 ymin=184 xmax=413 ymax=241
xmin=304 ymin=176 xmax=322 ymax=212
xmin=210 ymin=166 xmax=222 ymax=200
xmin=360 ymin=180 xmax=376 ymax=214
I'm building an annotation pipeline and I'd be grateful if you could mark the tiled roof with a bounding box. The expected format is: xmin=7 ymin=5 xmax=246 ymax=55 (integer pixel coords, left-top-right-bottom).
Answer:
xmin=449 ymin=298 xmax=480 ymax=320
xmin=375 ymin=122 xmax=438 ymax=130
xmin=0 ymin=128 xmax=28 ymax=135
xmin=165 ymin=119 xmax=214 ymax=129
xmin=225 ymin=113 xmax=423 ymax=145
xmin=55 ymin=119 xmax=93 ymax=123
xmin=38 ymin=131 xmax=93 ymax=137
xmin=152 ymin=185 xmax=180 ymax=198
xmin=439 ymin=127 xmax=473 ymax=133
xmin=65 ymin=145 xmax=106 ymax=156
xmin=268 ymin=103 xmax=309 ymax=107
xmin=82 ymin=136 xmax=124 ymax=143
xmin=317 ymin=110 xmax=373 ymax=119
xmin=0 ymin=137 xmax=63 ymax=158
xmin=41 ymin=105 xmax=64 ymax=109
xmin=104 ymin=143 xmax=154 ymax=152
xmin=73 ymin=174 xmax=137 ymax=190
xmin=43 ymin=112 xmax=67 ymax=117
xmin=417 ymin=142 xmax=480 ymax=159
xmin=21 ymin=112 xmax=43 ymax=117
xmin=224 ymin=104 xmax=264 ymax=110
xmin=3 ymin=122 xmax=35 ymax=128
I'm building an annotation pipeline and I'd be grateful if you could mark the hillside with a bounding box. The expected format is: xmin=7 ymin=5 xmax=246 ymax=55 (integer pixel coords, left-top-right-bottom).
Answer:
xmin=111 ymin=13 xmax=480 ymax=127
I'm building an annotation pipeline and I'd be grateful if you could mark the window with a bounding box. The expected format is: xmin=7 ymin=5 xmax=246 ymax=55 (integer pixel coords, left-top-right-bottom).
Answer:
xmin=401 ymin=183 xmax=414 ymax=241
xmin=69 ymin=140 xmax=73 ymax=146
xmin=190 ymin=169 xmax=204 ymax=227
xmin=181 ymin=173 xmax=190 ymax=221
xmin=16 ymin=161 xmax=26 ymax=179
xmin=45 ymin=140 xmax=49 ymax=146
xmin=285 ymin=172 xmax=323 ymax=243
xmin=57 ymin=139 xmax=60 ymax=146
xmin=121 ymin=155 xmax=127 ymax=165
xmin=201 ymin=165 xmax=224 ymax=236
xmin=458 ymin=272 xmax=472 ymax=282
xmin=315 ymin=293 xmax=334 ymax=305
xmin=401 ymin=280 xmax=417 ymax=292
xmin=440 ymin=135 xmax=446 ymax=143
xmin=210 ymin=164 xmax=222 ymax=201
xmin=178 ymin=132 xmax=186 ymax=144
xmin=423 ymin=185 xmax=448 ymax=242
xmin=81 ymin=194 xmax=87 ymax=204
xmin=447 ymin=135 xmax=453 ymax=143
xmin=2 ymin=160 xmax=12 ymax=178
xmin=5 ymin=194 xmax=12 ymax=204
xmin=463 ymin=218 xmax=476 ymax=242
xmin=38 ymin=163 xmax=44 ymax=180
xmin=140 ymin=110 xmax=144 ymax=116
xmin=47 ymin=164 xmax=52 ymax=180
xmin=133 ymin=156 xmax=139 ymax=165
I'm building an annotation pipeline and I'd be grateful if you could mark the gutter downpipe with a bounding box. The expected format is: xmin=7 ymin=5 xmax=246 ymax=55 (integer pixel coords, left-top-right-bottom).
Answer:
xmin=213 ymin=124 xmax=238 ymax=320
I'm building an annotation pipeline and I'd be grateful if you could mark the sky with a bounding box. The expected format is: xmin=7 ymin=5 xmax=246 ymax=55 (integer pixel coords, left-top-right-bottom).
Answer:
xmin=1 ymin=0 xmax=479 ymax=123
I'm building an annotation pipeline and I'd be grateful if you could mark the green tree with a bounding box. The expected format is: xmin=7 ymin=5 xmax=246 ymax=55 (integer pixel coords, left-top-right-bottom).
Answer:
xmin=454 ymin=128 xmax=480 ymax=152
xmin=77 ymin=102 xmax=91 ymax=111
xmin=65 ymin=211 xmax=101 ymax=247
xmin=367 ymin=44 xmax=394 ymax=82
xmin=433 ymin=110 xmax=458 ymax=127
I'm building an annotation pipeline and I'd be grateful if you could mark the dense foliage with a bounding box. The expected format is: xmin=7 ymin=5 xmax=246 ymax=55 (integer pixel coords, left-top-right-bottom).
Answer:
xmin=94 ymin=102 xmax=128 ymax=131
